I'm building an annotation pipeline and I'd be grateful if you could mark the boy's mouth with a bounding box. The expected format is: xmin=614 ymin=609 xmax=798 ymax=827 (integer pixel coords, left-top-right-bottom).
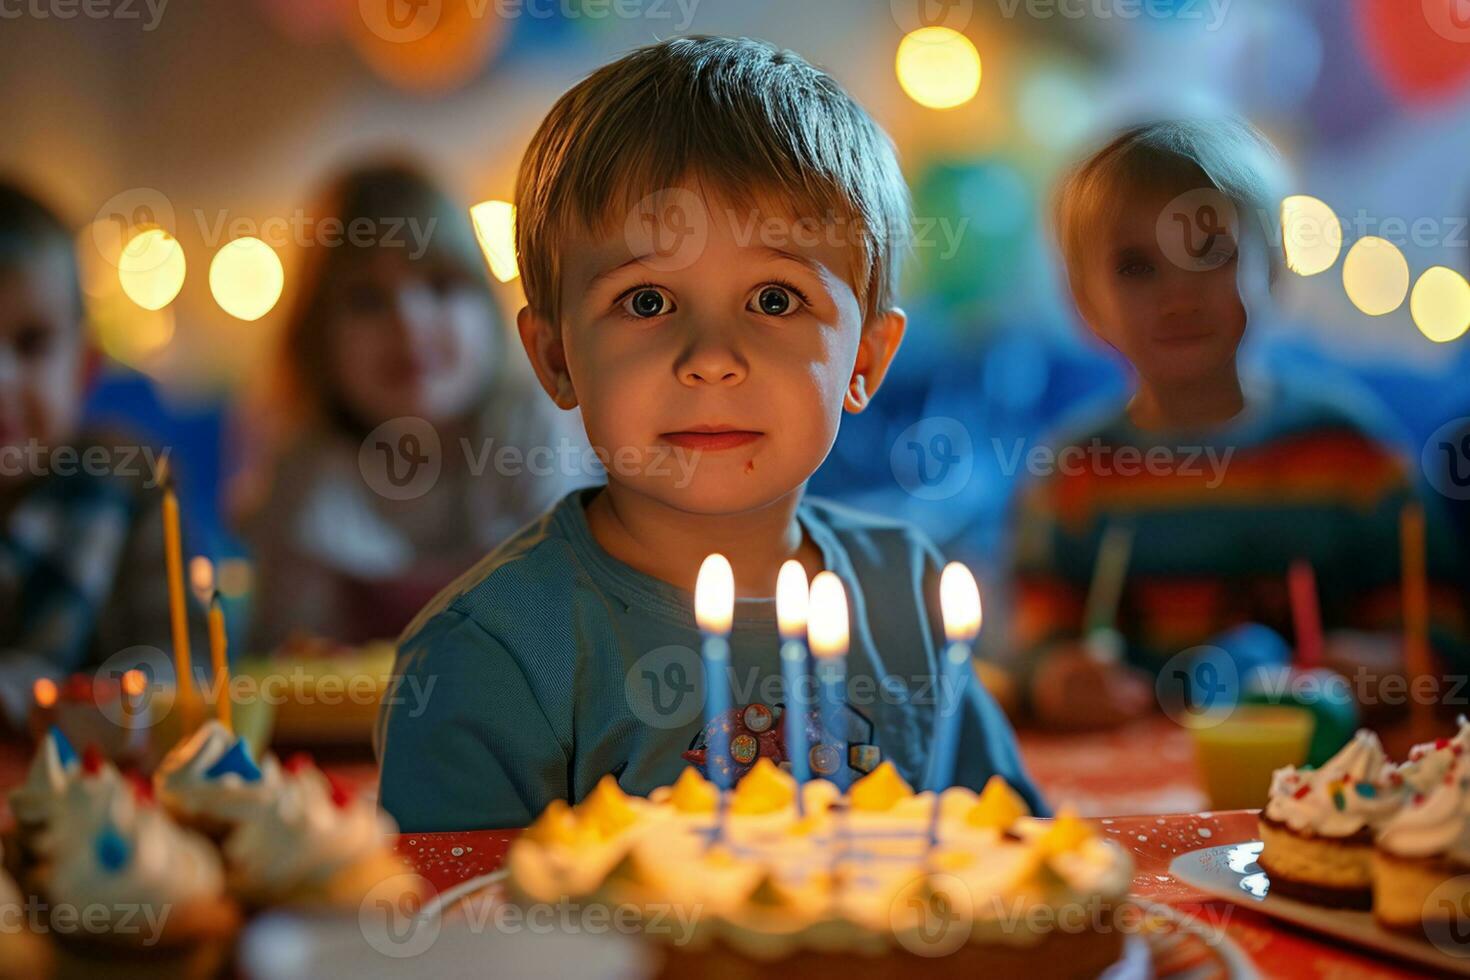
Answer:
xmin=660 ymin=425 xmax=764 ymax=451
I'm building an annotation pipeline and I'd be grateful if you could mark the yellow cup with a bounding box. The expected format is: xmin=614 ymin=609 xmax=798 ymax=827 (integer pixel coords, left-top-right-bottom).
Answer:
xmin=1188 ymin=705 xmax=1315 ymax=811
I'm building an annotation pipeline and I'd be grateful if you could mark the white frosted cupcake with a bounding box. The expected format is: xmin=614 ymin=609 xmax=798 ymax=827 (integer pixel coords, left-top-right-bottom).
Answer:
xmin=1395 ymin=716 xmax=1470 ymax=795
xmin=153 ymin=720 xmax=281 ymax=840
xmin=1259 ymin=730 xmax=1404 ymax=908
xmin=42 ymin=771 xmax=240 ymax=980
xmin=224 ymin=757 xmax=420 ymax=912
xmin=1373 ymin=756 xmax=1470 ymax=933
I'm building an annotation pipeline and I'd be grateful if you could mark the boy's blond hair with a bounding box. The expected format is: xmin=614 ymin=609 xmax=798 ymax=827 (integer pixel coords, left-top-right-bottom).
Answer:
xmin=1053 ymin=118 xmax=1286 ymax=306
xmin=514 ymin=35 xmax=911 ymax=326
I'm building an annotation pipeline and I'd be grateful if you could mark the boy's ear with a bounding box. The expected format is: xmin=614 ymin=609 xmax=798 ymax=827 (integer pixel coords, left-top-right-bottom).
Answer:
xmin=516 ymin=305 xmax=578 ymax=410
xmin=844 ymin=308 xmax=907 ymax=414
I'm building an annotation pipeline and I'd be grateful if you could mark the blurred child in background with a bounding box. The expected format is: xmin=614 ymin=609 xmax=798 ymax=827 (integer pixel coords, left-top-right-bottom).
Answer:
xmin=236 ymin=162 xmax=583 ymax=653
xmin=0 ymin=179 xmax=174 ymax=730
xmin=1010 ymin=119 xmax=1465 ymax=729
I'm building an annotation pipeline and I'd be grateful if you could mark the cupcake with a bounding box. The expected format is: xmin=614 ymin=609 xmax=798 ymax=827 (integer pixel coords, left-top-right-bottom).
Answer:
xmin=5 ymin=726 xmax=79 ymax=872
xmin=224 ymin=757 xmax=421 ymax=912
xmin=42 ymin=771 xmax=240 ymax=980
xmin=1373 ymin=756 xmax=1470 ymax=934
xmin=0 ymin=863 xmax=52 ymax=980
xmin=153 ymin=720 xmax=281 ymax=840
xmin=1258 ymin=729 xmax=1404 ymax=908
xmin=11 ymin=741 xmax=124 ymax=894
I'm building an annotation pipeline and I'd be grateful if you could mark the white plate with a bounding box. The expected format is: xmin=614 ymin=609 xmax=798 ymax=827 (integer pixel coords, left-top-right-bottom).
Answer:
xmin=1169 ymin=841 xmax=1470 ymax=976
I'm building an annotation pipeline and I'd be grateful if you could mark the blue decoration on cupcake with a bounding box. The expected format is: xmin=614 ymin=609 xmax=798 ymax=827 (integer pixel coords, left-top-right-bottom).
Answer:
xmin=49 ymin=725 xmax=78 ymax=770
xmin=95 ymin=826 xmax=130 ymax=872
xmin=204 ymin=739 xmax=262 ymax=782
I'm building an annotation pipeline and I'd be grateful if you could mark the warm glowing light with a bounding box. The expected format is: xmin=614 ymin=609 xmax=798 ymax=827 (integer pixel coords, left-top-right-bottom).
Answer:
xmin=33 ymin=677 xmax=58 ymax=709
xmin=939 ymin=562 xmax=982 ymax=643
xmin=896 ymin=27 xmax=981 ymax=110
xmin=1280 ymin=195 xmax=1342 ymax=277
xmin=121 ymin=670 xmax=147 ymax=697
xmin=694 ymin=554 xmax=734 ymax=634
xmin=117 ymin=228 xmax=185 ymax=310
xmin=1342 ymin=236 xmax=1409 ymax=316
xmin=470 ymin=200 xmax=519 ymax=282
xmin=190 ymin=556 xmax=214 ymax=601
xmin=807 ymin=571 xmax=849 ymax=659
xmin=91 ymin=294 xmax=175 ymax=369
xmin=217 ymin=558 xmax=254 ymax=598
xmin=776 ymin=560 xmax=809 ymax=640
xmin=209 ymin=237 xmax=284 ymax=321
xmin=1410 ymin=266 xmax=1470 ymax=343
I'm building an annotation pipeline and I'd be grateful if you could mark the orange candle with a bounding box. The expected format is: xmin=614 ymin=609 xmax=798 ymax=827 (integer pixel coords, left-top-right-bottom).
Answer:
xmin=160 ymin=462 xmax=198 ymax=732
xmin=208 ymin=593 xmax=231 ymax=732
xmin=1400 ymin=502 xmax=1432 ymax=739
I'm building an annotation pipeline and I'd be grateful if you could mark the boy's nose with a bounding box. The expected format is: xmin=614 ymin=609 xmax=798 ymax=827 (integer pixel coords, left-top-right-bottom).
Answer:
xmin=675 ymin=330 xmax=748 ymax=387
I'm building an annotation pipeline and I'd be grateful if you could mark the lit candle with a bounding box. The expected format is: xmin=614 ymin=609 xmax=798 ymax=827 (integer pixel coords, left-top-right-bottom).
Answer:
xmin=30 ymin=677 xmax=59 ymax=740
xmin=208 ymin=592 xmax=231 ymax=733
xmin=776 ymin=560 xmax=811 ymax=814
xmin=120 ymin=669 xmax=148 ymax=760
xmin=159 ymin=461 xmax=198 ymax=733
xmin=808 ymin=572 xmax=849 ymax=788
xmin=695 ymin=554 xmax=735 ymax=843
xmin=927 ymin=562 xmax=982 ymax=846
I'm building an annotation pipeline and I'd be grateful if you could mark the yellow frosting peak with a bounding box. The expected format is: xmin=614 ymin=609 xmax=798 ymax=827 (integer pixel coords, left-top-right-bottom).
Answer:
xmin=522 ymin=799 xmax=580 ymax=846
xmin=668 ymin=766 xmax=718 ymax=813
xmin=577 ymin=775 xmax=637 ymax=838
xmin=966 ymin=775 xmax=1030 ymax=831
xmin=848 ymin=761 xmax=913 ymax=812
xmin=1039 ymin=807 xmax=1093 ymax=855
xmin=730 ymin=758 xmax=796 ymax=815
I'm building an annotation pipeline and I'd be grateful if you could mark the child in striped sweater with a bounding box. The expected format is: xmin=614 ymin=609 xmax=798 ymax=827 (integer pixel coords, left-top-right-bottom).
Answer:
xmin=1011 ymin=119 xmax=1461 ymax=729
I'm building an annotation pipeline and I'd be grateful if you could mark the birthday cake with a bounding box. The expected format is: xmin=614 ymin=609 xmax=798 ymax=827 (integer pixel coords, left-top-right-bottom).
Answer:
xmin=507 ymin=760 xmax=1135 ymax=979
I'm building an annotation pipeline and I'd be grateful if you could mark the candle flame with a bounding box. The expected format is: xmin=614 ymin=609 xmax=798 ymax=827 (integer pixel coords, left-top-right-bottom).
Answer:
xmin=121 ymin=669 xmax=146 ymax=697
xmin=807 ymin=571 xmax=849 ymax=658
xmin=33 ymin=677 xmax=58 ymax=709
xmin=776 ymin=560 xmax=809 ymax=639
xmin=694 ymin=553 xmax=734 ymax=634
xmin=940 ymin=562 xmax=982 ymax=642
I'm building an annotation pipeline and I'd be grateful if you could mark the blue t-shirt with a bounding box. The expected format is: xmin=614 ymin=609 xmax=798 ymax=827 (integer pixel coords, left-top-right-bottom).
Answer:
xmin=377 ymin=487 xmax=1043 ymax=831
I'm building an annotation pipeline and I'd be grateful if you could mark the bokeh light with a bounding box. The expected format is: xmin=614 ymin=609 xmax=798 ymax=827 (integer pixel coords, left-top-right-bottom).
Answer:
xmin=469 ymin=200 xmax=519 ymax=282
xmin=1280 ymin=195 xmax=1342 ymax=277
xmin=1342 ymin=236 xmax=1409 ymax=316
xmin=209 ymin=237 xmax=284 ymax=321
xmin=897 ymin=28 xmax=982 ymax=110
xmin=117 ymin=228 xmax=186 ymax=310
xmin=1409 ymin=266 xmax=1470 ymax=343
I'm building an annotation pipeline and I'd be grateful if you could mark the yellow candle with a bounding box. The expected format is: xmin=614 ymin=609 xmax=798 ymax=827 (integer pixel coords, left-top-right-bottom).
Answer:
xmin=161 ymin=463 xmax=197 ymax=732
xmin=208 ymin=593 xmax=231 ymax=732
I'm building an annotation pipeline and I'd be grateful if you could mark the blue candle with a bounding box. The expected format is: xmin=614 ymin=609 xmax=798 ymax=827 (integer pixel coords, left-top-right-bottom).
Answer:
xmin=927 ymin=563 xmax=982 ymax=847
xmin=776 ymin=560 xmax=811 ymax=815
xmin=695 ymin=554 xmax=735 ymax=844
xmin=808 ymin=572 xmax=850 ymax=792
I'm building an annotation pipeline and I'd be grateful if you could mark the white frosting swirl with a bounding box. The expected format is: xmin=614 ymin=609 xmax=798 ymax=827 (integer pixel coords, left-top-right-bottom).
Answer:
xmin=8 ymin=731 xmax=77 ymax=826
xmin=45 ymin=779 xmax=223 ymax=912
xmin=1264 ymin=729 xmax=1402 ymax=837
xmin=225 ymin=766 xmax=395 ymax=899
xmin=1377 ymin=757 xmax=1470 ymax=859
xmin=153 ymin=721 xmax=281 ymax=823
xmin=1396 ymin=717 xmax=1470 ymax=795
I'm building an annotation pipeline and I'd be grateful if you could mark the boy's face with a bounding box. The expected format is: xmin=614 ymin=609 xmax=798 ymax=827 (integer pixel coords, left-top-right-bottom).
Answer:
xmin=519 ymin=185 xmax=904 ymax=515
xmin=1076 ymin=185 xmax=1246 ymax=389
xmin=0 ymin=250 xmax=86 ymax=487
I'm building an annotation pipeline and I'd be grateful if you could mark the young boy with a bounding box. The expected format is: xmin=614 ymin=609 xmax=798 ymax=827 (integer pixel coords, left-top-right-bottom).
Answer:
xmin=0 ymin=180 xmax=174 ymax=730
xmin=377 ymin=36 xmax=1041 ymax=831
xmin=1012 ymin=119 xmax=1463 ymax=729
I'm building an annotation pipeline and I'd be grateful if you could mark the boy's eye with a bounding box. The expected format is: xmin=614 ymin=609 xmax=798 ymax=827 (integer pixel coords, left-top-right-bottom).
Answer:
xmin=622 ymin=286 xmax=675 ymax=319
xmin=1118 ymin=261 xmax=1153 ymax=278
xmin=15 ymin=323 xmax=55 ymax=360
xmin=748 ymin=283 xmax=806 ymax=317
